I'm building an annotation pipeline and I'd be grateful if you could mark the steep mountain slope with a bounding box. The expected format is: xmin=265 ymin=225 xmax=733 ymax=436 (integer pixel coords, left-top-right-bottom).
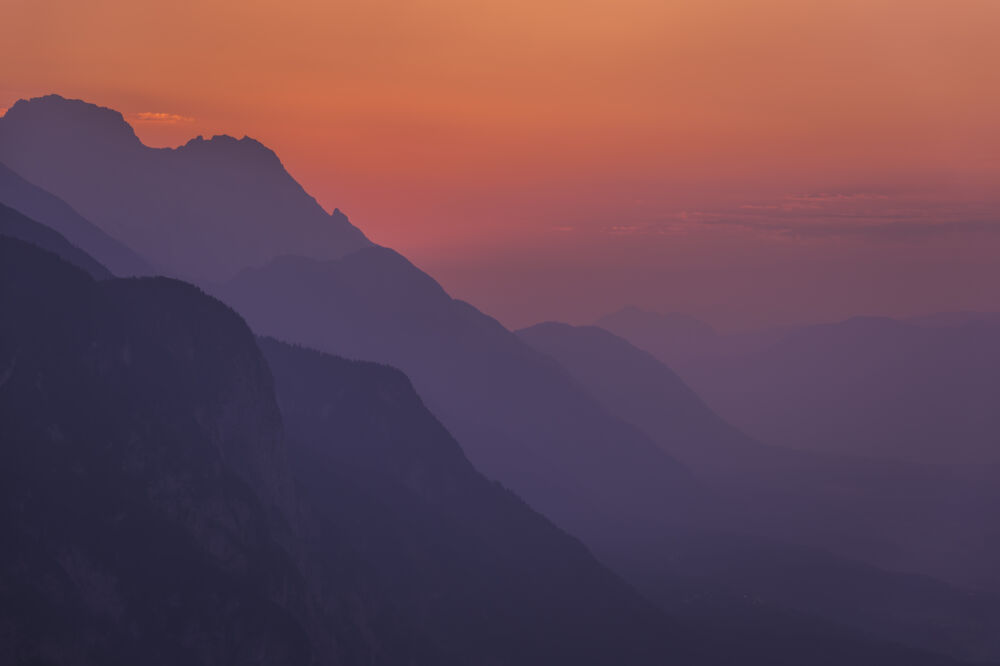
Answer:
xmin=217 ymin=249 xmax=697 ymax=552
xmin=1 ymin=202 xmax=111 ymax=279
xmin=0 ymin=234 xmax=710 ymax=666
xmin=518 ymin=321 xmax=759 ymax=471
xmin=0 ymin=95 xmax=369 ymax=281
xmin=0 ymin=237 xmax=339 ymax=665
xmin=0 ymin=161 xmax=151 ymax=276
xmin=517 ymin=321 xmax=1000 ymax=661
xmin=259 ymin=338 xmax=711 ymax=666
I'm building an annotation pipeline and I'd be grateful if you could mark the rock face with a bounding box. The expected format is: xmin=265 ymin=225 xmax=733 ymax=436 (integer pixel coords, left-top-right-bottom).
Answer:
xmin=0 ymin=236 xmax=327 ymax=665
xmin=0 ymin=95 xmax=370 ymax=281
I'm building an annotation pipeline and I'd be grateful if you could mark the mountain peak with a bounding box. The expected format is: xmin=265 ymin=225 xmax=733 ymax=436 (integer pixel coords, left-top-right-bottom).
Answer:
xmin=1 ymin=94 xmax=141 ymax=148
xmin=175 ymin=133 xmax=283 ymax=168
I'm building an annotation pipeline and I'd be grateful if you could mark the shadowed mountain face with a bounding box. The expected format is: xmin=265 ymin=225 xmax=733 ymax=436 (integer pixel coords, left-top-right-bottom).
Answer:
xmin=216 ymin=249 xmax=699 ymax=550
xmin=258 ymin=338 xmax=706 ymax=666
xmin=0 ymin=235 xmax=704 ymax=666
xmin=0 ymin=162 xmax=151 ymax=276
xmin=0 ymin=237 xmax=330 ymax=665
xmin=516 ymin=320 xmax=1000 ymax=661
xmin=0 ymin=95 xmax=369 ymax=281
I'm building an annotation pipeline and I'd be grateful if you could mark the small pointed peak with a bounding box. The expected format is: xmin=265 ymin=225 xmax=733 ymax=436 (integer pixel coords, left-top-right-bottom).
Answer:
xmin=331 ymin=208 xmax=350 ymax=224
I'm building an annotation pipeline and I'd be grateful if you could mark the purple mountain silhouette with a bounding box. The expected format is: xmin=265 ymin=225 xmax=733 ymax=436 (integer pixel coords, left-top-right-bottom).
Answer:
xmin=0 ymin=95 xmax=369 ymax=281
xmin=0 ymin=161 xmax=151 ymax=275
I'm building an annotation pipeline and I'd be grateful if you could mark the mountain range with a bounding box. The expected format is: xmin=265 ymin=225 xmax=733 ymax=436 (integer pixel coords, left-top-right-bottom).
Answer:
xmin=2 ymin=94 xmax=998 ymax=665
xmin=598 ymin=306 xmax=1000 ymax=465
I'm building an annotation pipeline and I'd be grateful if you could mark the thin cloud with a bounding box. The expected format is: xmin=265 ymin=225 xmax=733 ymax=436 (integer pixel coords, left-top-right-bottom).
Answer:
xmin=133 ymin=111 xmax=195 ymax=124
xmin=594 ymin=191 xmax=1000 ymax=244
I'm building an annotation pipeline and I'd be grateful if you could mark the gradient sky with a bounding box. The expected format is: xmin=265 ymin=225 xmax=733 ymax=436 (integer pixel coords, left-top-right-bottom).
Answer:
xmin=3 ymin=0 xmax=999 ymax=329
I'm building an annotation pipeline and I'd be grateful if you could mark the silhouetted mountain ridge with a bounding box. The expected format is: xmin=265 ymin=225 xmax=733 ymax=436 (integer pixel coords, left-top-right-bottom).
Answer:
xmin=0 ymin=202 xmax=111 ymax=279
xmin=0 ymin=161 xmax=152 ymax=275
xmin=0 ymin=94 xmax=370 ymax=281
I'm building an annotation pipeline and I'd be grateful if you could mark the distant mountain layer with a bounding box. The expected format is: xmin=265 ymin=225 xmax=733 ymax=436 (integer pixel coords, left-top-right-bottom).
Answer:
xmin=595 ymin=306 xmax=721 ymax=366
xmin=0 ymin=161 xmax=151 ymax=276
xmin=517 ymin=320 xmax=1000 ymax=662
xmin=676 ymin=315 xmax=1000 ymax=465
xmin=597 ymin=306 xmax=1000 ymax=465
xmin=0 ymin=95 xmax=369 ymax=281
xmin=517 ymin=321 xmax=758 ymax=471
xmin=1 ymin=202 xmax=111 ymax=279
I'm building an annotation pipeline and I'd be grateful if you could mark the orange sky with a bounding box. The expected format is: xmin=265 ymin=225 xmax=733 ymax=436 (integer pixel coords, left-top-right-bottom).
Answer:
xmin=3 ymin=0 xmax=999 ymax=328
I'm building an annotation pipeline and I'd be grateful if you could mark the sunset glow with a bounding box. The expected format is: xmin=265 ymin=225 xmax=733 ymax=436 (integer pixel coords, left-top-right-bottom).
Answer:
xmin=3 ymin=0 xmax=998 ymax=327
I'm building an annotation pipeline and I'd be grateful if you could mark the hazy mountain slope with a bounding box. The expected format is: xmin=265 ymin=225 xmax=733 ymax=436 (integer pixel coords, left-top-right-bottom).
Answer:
xmin=517 ymin=321 xmax=759 ymax=471
xmin=262 ymin=336 xmax=981 ymax=666
xmin=217 ymin=249 xmax=697 ymax=551
xmin=0 ymin=96 xmax=697 ymax=552
xmin=1 ymin=202 xmax=111 ymax=279
xmin=0 ymin=161 xmax=151 ymax=276
xmin=595 ymin=306 xmax=721 ymax=366
xmin=516 ymin=320 xmax=1000 ymax=660
xmin=678 ymin=316 xmax=1000 ymax=465
xmin=595 ymin=305 xmax=795 ymax=367
xmin=259 ymin=338 xmax=713 ymax=666
xmin=0 ymin=95 xmax=369 ymax=281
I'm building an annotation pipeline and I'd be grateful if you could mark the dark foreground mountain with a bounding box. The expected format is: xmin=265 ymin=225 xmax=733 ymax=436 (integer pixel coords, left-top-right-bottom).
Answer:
xmin=0 ymin=95 xmax=369 ymax=281
xmin=0 ymin=236 xmax=335 ymax=665
xmin=0 ymin=161 xmax=151 ymax=276
xmin=518 ymin=321 xmax=1000 ymax=661
xmin=0 ymin=235 xmax=699 ymax=666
